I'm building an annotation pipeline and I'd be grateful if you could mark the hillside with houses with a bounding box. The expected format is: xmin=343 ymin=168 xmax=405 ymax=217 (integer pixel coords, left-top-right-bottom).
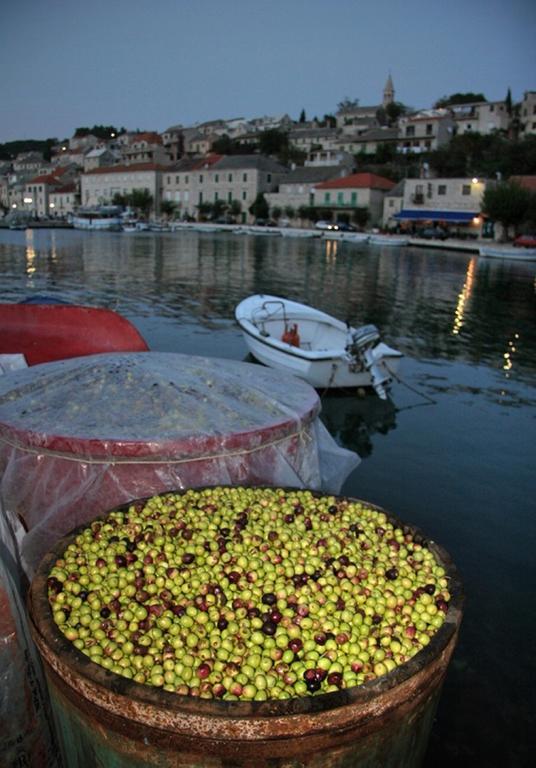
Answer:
xmin=1 ymin=79 xmax=535 ymax=239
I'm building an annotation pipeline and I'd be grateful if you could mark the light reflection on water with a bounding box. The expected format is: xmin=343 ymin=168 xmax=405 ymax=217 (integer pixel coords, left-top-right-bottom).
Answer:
xmin=1 ymin=228 xmax=536 ymax=766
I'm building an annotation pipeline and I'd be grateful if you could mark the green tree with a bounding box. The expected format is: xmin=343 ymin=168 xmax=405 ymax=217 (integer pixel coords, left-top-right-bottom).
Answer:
xmin=505 ymin=88 xmax=513 ymax=116
xmin=284 ymin=206 xmax=296 ymax=219
xmin=112 ymin=192 xmax=128 ymax=207
xmin=160 ymin=200 xmax=177 ymax=218
xmin=337 ymin=97 xmax=360 ymax=111
xmin=482 ymin=182 xmax=532 ymax=239
xmin=197 ymin=201 xmax=214 ymax=220
xmin=211 ymin=134 xmax=234 ymax=154
xmin=258 ymin=129 xmax=288 ymax=157
xmin=297 ymin=205 xmax=319 ymax=222
xmin=299 ymin=109 xmax=306 ymax=123
xmin=127 ymin=188 xmax=153 ymax=217
xmin=212 ymin=199 xmax=228 ymax=219
xmin=229 ymin=199 xmax=242 ymax=217
xmin=271 ymin=206 xmax=282 ymax=220
xmin=74 ymin=125 xmax=123 ymax=140
xmin=434 ymin=92 xmax=486 ymax=108
xmin=0 ymin=137 xmax=58 ymax=162
xmin=249 ymin=193 xmax=269 ymax=220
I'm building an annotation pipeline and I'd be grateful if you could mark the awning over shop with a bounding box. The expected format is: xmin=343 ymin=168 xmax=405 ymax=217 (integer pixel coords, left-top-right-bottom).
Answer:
xmin=393 ymin=209 xmax=479 ymax=222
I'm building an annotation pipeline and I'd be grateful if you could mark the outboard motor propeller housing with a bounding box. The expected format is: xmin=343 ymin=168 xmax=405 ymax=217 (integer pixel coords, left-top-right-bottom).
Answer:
xmin=349 ymin=324 xmax=391 ymax=400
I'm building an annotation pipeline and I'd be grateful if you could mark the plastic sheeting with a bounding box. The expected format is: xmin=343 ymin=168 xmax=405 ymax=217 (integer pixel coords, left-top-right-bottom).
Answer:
xmin=0 ymin=529 xmax=61 ymax=767
xmin=0 ymin=352 xmax=359 ymax=576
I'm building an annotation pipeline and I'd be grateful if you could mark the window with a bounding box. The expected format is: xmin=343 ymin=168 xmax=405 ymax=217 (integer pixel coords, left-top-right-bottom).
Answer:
xmin=185 ymin=175 xmax=189 ymax=184
xmin=426 ymin=124 xmax=433 ymax=136
xmin=438 ymin=185 xmax=447 ymax=195
xmin=324 ymin=192 xmax=331 ymax=203
xmin=490 ymin=104 xmax=495 ymax=112
xmin=388 ymin=199 xmax=394 ymax=208
xmin=215 ymin=192 xmax=219 ymax=201
xmin=462 ymin=185 xmax=471 ymax=195
xmin=242 ymin=191 xmax=247 ymax=200
xmin=406 ymin=126 xmax=415 ymax=137
xmin=242 ymin=173 xmax=248 ymax=182
xmin=228 ymin=191 xmax=232 ymax=202
xmin=427 ymin=183 xmax=433 ymax=198
xmin=337 ymin=191 xmax=344 ymax=204
xmin=199 ymin=175 xmax=203 ymax=183
xmin=167 ymin=176 xmax=171 ymax=184
xmin=267 ymin=173 xmax=271 ymax=183
xmin=215 ymin=174 xmax=219 ymax=183
xmin=176 ymin=175 xmax=179 ymax=184
xmin=228 ymin=173 xmax=233 ymax=182
xmin=199 ymin=192 xmax=203 ymax=203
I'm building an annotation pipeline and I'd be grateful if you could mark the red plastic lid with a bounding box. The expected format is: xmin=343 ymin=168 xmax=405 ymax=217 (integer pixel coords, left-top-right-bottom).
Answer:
xmin=0 ymin=352 xmax=320 ymax=460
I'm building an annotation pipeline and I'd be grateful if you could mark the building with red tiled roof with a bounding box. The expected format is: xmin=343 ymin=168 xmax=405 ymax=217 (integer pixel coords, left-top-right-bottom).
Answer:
xmin=24 ymin=166 xmax=79 ymax=218
xmin=121 ymin=132 xmax=168 ymax=165
xmin=313 ymin=172 xmax=396 ymax=226
xmin=314 ymin=172 xmax=395 ymax=192
xmin=49 ymin=183 xmax=78 ymax=216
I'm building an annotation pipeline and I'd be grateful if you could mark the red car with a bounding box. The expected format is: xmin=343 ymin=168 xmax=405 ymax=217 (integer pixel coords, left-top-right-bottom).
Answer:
xmin=513 ymin=234 xmax=536 ymax=248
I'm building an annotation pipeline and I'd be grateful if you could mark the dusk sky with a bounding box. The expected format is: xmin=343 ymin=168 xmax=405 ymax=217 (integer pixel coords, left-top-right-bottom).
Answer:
xmin=1 ymin=0 xmax=534 ymax=143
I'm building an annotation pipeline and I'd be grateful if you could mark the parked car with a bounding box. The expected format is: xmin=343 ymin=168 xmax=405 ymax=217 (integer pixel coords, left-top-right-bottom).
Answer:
xmin=513 ymin=234 xmax=536 ymax=248
xmin=331 ymin=222 xmax=357 ymax=232
xmin=314 ymin=220 xmax=333 ymax=230
xmin=417 ymin=227 xmax=449 ymax=240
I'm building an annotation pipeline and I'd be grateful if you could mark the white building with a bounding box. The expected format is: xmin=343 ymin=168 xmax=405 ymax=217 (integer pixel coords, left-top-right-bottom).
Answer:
xmin=81 ymin=163 xmax=164 ymax=215
xmin=386 ymin=177 xmax=486 ymax=235
xmin=398 ymin=110 xmax=455 ymax=153
xmin=162 ymin=154 xmax=287 ymax=221
xmin=312 ymin=172 xmax=396 ymax=226
xmin=519 ymin=91 xmax=536 ymax=137
xmin=450 ymin=100 xmax=510 ymax=135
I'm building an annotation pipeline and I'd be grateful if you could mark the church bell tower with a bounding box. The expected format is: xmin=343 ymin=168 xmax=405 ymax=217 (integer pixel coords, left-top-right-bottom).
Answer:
xmin=383 ymin=74 xmax=395 ymax=107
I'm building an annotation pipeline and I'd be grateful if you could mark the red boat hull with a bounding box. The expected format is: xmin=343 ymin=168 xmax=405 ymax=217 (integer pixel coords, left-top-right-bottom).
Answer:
xmin=0 ymin=304 xmax=149 ymax=365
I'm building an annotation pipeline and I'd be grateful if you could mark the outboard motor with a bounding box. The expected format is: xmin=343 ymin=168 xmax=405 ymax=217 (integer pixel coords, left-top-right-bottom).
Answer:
xmin=350 ymin=324 xmax=391 ymax=400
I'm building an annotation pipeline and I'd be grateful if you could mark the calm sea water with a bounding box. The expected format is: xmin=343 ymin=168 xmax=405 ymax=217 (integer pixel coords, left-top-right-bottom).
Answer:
xmin=1 ymin=228 xmax=535 ymax=766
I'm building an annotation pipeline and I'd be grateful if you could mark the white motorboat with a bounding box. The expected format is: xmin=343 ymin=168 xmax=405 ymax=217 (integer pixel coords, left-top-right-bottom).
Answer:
xmin=368 ymin=234 xmax=409 ymax=247
xmin=343 ymin=232 xmax=370 ymax=243
xmin=479 ymin=245 xmax=536 ymax=262
xmin=280 ymin=228 xmax=318 ymax=238
xmin=244 ymin=226 xmax=281 ymax=236
xmin=235 ymin=294 xmax=402 ymax=399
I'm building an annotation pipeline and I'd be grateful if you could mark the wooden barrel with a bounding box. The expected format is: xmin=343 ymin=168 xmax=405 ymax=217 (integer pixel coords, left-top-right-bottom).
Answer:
xmin=27 ymin=493 xmax=463 ymax=767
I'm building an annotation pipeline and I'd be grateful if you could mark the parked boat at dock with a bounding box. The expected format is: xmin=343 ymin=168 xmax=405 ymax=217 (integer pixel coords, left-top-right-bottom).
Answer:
xmin=479 ymin=244 xmax=536 ymax=261
xmin=235 ymin=294 xmax=402 ymax=399
xmin=368 ymin=234 xmax=409 ymax=247
xmin=71 ymin=206 xmax=123 ymax=231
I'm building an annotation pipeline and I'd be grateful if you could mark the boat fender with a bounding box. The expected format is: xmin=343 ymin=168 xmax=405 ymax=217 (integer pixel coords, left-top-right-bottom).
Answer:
xmin=281 ymin=323 xmax=300 ymax=347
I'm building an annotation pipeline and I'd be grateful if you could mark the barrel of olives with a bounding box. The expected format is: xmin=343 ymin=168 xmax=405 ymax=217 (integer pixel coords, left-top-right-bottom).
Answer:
xmin=28 ymin=487 xmax=463 ymax=768
xmin=0 ymin=352 xmax=358 ymax=576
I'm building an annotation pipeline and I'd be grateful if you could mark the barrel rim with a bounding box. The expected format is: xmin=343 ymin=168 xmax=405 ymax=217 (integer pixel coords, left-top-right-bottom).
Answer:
xmin=28 ymin=485 xmax=464 ymax=719
xmin=0 ymin=352 xmax=321 ymax=458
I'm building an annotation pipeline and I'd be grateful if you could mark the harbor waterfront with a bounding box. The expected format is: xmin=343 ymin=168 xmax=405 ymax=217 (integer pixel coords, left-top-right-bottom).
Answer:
xmin=1 ymin=228 xmax=535 ymax=766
